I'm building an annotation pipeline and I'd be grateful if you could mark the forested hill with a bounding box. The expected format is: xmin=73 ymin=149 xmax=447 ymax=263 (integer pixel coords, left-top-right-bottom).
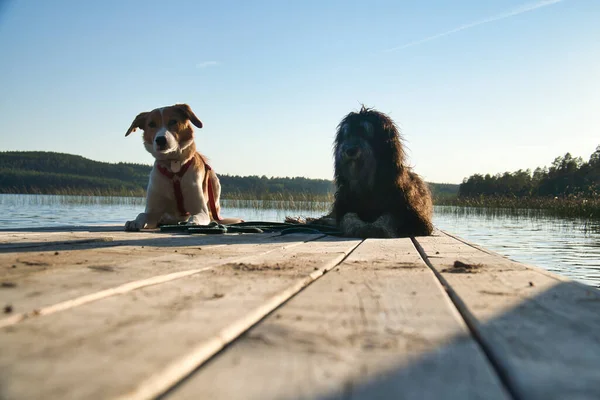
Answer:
xmin=0 ymin=152 xmax=149 ymax=196
xmin=0 ymin=151 xmax=458 ymax=199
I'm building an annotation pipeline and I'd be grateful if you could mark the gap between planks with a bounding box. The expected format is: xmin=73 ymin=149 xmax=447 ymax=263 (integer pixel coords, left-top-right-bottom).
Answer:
xmin=410 ymin=236 xmax=522 ymax=400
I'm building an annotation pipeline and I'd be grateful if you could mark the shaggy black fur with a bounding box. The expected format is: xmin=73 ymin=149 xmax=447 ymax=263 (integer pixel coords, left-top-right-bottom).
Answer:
xmin=331 ymin=106 xmax=433 ymax=238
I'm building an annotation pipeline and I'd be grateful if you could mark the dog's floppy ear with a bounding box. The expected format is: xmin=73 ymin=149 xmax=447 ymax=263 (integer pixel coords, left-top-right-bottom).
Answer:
xmin=125 ymin=112 xmax=149 ymax=137
xmin=174 ymin=103 xmax=203 ymax=128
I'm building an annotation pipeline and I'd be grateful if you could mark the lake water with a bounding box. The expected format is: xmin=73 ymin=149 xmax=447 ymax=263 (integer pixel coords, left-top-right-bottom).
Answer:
xmin=1 ymin=194 xmax=599 ymax=288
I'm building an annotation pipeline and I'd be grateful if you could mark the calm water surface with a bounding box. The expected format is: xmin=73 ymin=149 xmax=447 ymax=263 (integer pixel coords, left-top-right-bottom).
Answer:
xmin=1 ymin=194 xmax=599 ymax=287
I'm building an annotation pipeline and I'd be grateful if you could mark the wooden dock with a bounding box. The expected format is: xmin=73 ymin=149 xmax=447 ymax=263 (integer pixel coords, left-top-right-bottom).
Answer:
xmin=1 ymin=227 xmax=599 ymax=400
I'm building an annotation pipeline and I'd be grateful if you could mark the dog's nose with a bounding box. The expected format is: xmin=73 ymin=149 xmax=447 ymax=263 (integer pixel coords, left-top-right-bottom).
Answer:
xmin=344 ymin=146 xmax=360 ymax=159
xmin=155 ymin=136 xmax=167 ymax=147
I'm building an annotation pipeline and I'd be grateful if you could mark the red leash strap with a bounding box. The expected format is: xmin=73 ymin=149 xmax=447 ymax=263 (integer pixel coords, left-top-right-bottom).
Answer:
xmin=204 ymin=164 xmax=223 ymax=222
xmin=156 ymin=159 xmax=195 ymax=217
xmin=172 ymin=179 xmax=187 ymax=217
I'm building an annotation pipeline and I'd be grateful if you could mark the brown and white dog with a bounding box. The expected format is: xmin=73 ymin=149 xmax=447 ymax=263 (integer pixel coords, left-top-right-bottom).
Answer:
xmin=124 ymin=103 xmax=239 ymax=231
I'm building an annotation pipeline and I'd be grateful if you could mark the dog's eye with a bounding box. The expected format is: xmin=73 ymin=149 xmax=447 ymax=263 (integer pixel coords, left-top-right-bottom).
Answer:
xmin=148 ymin=121 xmax=157 ymax=128
xmin=168 ymin=119 xmax=178 ymax=127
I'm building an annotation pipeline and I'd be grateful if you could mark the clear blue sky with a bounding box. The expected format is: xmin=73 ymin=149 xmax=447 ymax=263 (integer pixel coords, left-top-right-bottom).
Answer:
xmin=1 ymin=0 xmax=598 ymax=183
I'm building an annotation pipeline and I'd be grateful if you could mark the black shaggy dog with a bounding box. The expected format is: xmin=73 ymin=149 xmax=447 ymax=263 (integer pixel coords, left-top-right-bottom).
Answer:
xmin=330 ymin=106 xmax=433 ymax=238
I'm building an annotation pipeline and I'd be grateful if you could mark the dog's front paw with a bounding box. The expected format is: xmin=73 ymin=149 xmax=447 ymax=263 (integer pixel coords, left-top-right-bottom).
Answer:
xmin=369 ymin=214 xmax=397 ymax=238
xmin=125 ymin=220 xmax=143 ymax=231
xmin=340 ymin=212 xmax=361 ymax=225
xmin=125 ymin=213 xmax=156 ymax=231
xmin=187 ymin=213 xmax=211 ymax=226
xmin=340 ymin=213 xmax=365 ymax=237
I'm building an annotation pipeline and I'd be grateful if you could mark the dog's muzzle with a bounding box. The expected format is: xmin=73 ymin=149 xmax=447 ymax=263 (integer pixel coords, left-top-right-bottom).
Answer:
xmin=155 ymin=136 xmax=168 ymax=150
xmin=344 ymin=146 xmax=361 ymax=160
xmin=342 ymin=145 xmax=361 ymax=161
xmin=153 ymin=129 xmax=178 ymax=153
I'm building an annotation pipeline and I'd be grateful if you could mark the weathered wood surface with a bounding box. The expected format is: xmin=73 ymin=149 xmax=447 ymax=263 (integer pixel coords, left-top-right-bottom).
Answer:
xmin=0 ymin=229 xmax=360 ymax=399
xmin=0 ymin=231 xmax=293 ymax=326
xmin=414 ymin=232 xmax=600 ymax=400
xmin=168 ymin=238 xmax=509 ymax=400
xmin=1 ymin=226 xmax=599 ymax=400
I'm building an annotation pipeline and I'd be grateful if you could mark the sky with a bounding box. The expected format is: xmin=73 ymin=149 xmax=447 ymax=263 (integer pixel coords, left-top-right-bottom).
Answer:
xmin=0 ymin=0 xmax=598 ymax=184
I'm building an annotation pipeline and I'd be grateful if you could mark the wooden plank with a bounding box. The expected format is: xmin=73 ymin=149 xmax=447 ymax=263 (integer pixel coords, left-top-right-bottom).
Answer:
xmin=0 ymin=228 xmax=238 ymax=250
xmin=0 ymin=226 xmax=143 ymax=246
xmin=0 ymin=225 xmax=126 ymax=233
xmin=167 ymin=238 xmax=509 ymax=400
xmin=0 ymin=232 xmax=294 ymax=325
xmin=413 ymin=232 xmax=600 ymax=400
xmin=0 ymin=236 xmax=361 ymax=400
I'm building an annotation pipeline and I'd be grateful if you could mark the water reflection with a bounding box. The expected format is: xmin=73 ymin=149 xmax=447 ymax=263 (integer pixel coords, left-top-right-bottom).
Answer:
xmin=1 ymin=195 xmax=598 ymax=287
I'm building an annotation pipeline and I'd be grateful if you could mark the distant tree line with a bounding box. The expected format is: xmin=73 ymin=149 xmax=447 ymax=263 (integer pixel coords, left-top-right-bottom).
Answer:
xmin=0 ymin=151 xmax=457 ymax=199
xmin=459 ymin=145 xmax=600 ymax=198
xmin=221 ymin=175 xmax=333 ymax=198
xmin=0 ymin=152 xmax=336 ymax=197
